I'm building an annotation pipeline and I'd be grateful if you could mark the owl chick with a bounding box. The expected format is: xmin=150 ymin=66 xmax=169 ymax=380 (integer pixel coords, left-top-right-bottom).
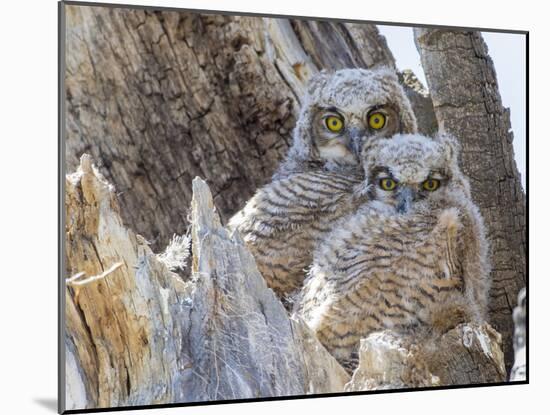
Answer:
xmin=228 ymin=67 xmax=417 ymax=300
xmin=298 ymin=133 xmax=490 ymax=371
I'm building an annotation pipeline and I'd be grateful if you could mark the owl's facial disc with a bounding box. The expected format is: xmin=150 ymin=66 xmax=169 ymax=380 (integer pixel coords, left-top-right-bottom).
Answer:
xmin=374 ymin=172 xmax=417 ymax=214
xmin=372 ymin=168 xmax=446 ymax=214
xmin=311 ymin=103 xmax=403 ymax=164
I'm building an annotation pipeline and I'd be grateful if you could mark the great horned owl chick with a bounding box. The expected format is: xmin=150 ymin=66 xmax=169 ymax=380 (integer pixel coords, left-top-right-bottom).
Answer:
xmin=298 ymin=133 xmax=490 ymax=370
xmin=228 ymin=68 xmax=417 ymax=299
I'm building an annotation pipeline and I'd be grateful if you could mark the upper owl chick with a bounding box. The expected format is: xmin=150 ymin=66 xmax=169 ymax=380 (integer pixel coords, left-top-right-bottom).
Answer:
xmin=298 ymin=133 xmax=490 ymax=371
xmin=229 ymin=68 xmax=417 ymax=301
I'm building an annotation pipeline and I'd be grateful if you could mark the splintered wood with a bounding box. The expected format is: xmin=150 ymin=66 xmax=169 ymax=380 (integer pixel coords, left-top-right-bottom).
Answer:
xmin=64 ymin=155 xmax=349 ymax=411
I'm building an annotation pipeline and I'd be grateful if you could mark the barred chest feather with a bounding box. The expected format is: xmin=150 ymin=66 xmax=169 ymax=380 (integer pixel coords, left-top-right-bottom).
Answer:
xmin=228 ymin=169 xmax=363 ymax=298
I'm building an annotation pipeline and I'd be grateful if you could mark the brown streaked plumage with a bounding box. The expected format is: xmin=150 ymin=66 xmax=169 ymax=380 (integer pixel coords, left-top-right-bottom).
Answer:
xmin=298 ymin=133 xmax=490 ymax=371
xmin=229 ymin=169 xmax=363 ymax=298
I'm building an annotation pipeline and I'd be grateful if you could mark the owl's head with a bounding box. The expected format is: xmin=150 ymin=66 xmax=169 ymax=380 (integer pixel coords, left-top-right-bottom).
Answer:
xmin=360 ymin=133 xmax=470 ymax=214
xmin=289 ymin=67 xmax=417 ymax=169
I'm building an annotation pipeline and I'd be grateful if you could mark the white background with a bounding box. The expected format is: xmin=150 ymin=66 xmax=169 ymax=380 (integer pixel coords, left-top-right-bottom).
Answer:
xmin=0 ymin=0 xmax=539 ymax=414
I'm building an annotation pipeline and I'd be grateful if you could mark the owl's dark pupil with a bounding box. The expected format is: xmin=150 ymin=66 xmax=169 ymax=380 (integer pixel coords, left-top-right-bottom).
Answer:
xmin=332 ymin=120 xmax=337 ymax=126
xmin=374 ymin=117 xmax=380 ymax=123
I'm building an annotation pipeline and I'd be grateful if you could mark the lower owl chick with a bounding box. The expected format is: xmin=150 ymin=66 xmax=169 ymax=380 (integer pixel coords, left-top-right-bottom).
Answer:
xmin=298 ymin=133 xmax=490 ymax=371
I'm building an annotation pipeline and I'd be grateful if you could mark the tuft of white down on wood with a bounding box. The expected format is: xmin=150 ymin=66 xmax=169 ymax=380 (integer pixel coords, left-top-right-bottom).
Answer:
xmin=157 ymin=234 xmax=191 ymax=271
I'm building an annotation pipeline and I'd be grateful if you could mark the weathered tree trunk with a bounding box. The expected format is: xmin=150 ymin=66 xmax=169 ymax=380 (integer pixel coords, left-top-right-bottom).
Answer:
xmin=64 ymin=4 xmax=435 ymax=251
xmin=414 ymin=29 xmax=526 ymax=372
xmin=64 ymin=155 xmax=350 ymax=412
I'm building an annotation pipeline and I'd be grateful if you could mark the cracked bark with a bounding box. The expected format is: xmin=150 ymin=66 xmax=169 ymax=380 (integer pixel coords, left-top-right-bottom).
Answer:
xmin=64 ymin=4 xmax=436 ymax=251
xmin=414 ymin=29 xmax=526 ymax=372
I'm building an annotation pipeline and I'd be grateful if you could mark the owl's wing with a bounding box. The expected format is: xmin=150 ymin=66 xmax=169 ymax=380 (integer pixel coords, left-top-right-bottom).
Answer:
xmin=429 ymin=208 xmax=462 ymax=279
xmin=429 ymin=202 xmax=490 ymax=323
xmin=454 ymin=201 xmax=491 ymax=322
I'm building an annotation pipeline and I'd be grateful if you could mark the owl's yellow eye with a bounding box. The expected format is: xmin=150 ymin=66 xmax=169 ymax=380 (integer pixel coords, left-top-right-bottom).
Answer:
xmin=379 ymin=178 xmax=398 ymax=191
xmin=422 ymin=178 xmax=440 ymax=191
xmin=325 ymin=115 xmax=344 ymax=133
xmin=368 ymin=111 xmax=386 ymax=130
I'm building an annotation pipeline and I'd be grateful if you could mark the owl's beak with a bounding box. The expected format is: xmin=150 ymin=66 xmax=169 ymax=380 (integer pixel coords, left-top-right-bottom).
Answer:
xmin=396 ymin=186 xmax=416 ymax=214
xmin=347 ymin=127 xmax=364 ymax=157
